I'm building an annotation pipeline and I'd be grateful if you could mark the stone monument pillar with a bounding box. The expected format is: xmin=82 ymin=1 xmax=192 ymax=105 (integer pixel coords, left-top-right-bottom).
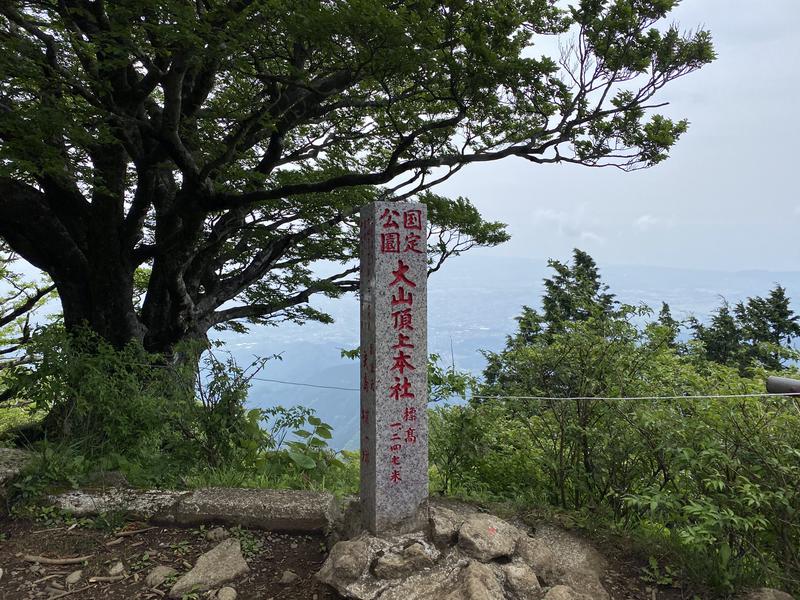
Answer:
xmin=359 ymin=201 xmax=428 ymax=533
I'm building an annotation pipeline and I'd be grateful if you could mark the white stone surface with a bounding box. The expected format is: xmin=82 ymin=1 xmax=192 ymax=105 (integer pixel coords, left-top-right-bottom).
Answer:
xmin=360 ymin=201 xmax=428 ymax=533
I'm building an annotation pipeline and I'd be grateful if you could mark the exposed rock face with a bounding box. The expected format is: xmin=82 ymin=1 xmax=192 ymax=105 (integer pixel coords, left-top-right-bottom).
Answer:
xmin=517 ymin=525 xmax=609 ymax=600
xmin=372 ymin=542 xmax=437 ymax=579
xmin=502 ymin=561 xmax=541 ymax=600
xmin=168 ymin=538 xmax=249 ymax=598
xmin=457 ymin=513 xmax=520 ymax=562
xmin=429 ymin=505 xmax=462 ymax=547
xmin=543 ymin=585 xmax=593 ymax=600
xmin=455 ymin=561 xmax=505 ymax=600
xmin=316 ymin=505 xmax=609 ymax=600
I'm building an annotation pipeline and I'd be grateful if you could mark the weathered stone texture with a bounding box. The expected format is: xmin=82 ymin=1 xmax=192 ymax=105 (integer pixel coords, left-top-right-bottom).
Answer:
xmin=360 ymin=201 xmax=428 ymax=533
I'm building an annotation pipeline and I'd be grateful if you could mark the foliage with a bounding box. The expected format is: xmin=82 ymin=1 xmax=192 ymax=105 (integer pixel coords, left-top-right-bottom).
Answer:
xmin=0 ymin=243 xmax=54 ymax=380
xmin=690 ymin=287 xmax=800 ymax=372
xmin=430 ymin=250 xmax=800 ymax=595
xmin=0 ymin=0 xmax=712 ymax=355
xmin=3 ymin=325 xmax=357 ymax=501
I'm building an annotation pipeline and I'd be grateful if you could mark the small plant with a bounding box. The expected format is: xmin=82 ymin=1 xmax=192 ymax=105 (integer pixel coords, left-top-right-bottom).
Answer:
xmin=170 ymin=540 xmax=191 ymax=556
xmin=640 ymin=556 xmax=678 ymax=587
xmin=230 ymin=526 xmax=263 ymax=560
xmin=130 ymin=551 xmax=153 ymax=572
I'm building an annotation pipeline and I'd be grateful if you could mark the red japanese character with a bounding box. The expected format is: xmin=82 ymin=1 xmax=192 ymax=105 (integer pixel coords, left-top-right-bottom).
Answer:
xmin=391 ymin=286 xmax=413 ymax=306
xmin=404 ymin=233 xmax=423 ymax=253
xmin=391 ymin=432 xmax=401 ymax=441
xmin=390 ymin=470 xmax=402 ymax=483
xmin=403 ymin=407 xmax=417 ymax=422
xmin=391 ymin=350 xmax=415 ymax=374
xmin=380 ymin=232 xmax=400 ymax=253
xmin=391 ymin=455 xmax=401 ymax=466
xmin=390 ymin=422 xmax=402 ymax=429
xmin=389 ymin=260 xmax=417 ymax=288
xmin=392 ymin=309 xmax=414 ymax=330
xmin=392 ymin=333 xmax=413 ymax=349
xmin=380 ymin=208 xmax=400 ymax=228
xmin=389 ymin=443 xmax=402 ymax=452
xmin=405 ymin=428 xmax=417 ymax=443
xmin=403 ymin=210 xmax=423 ymax=230
xmin=390 ymin=376 xmax=415 ymax=400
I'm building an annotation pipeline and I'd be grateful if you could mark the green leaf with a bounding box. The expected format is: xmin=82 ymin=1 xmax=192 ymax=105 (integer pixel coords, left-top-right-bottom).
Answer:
xmin=287 ymin=452 xmax=316 ymax=470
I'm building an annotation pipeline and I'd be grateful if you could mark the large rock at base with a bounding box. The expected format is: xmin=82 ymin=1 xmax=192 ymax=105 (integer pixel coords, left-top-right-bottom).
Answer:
xmin=502 ymin=561 xmax=541 ymax=600
xmin=372 ymin=542 xmax=436 ymax=579
xmin=543 ymin=585 xmax=593 ymax=600
xmin=516 ymin=525 xmax=608 ymax=600
xmin=168 ymin=539 xmax=249 ymax=598
xmin=379 ymin=552 xmax=466 ymax=600
xmin=317 ymin=533 xmax=443 ymax=600
xmin=457 ymin=514 xmax=521 ymax=562
xmin=739 ymin=589 xmax=795 ymax=600
xmin=453 ymin=561 xmax=505 ymax=600
xmin=429 ymin=505 xmax=463 ymax=547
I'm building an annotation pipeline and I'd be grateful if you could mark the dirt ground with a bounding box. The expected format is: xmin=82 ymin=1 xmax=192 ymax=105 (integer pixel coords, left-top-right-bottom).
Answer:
xmin=0 ymin=513 xmax=715 ymax=600
xmin=0 ymin=517 xmax=342 ymax=600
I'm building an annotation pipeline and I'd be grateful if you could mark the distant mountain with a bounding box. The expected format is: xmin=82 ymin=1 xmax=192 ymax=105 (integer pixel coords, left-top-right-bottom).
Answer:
xmin=219 ymin=255 xmax=800 ymax=449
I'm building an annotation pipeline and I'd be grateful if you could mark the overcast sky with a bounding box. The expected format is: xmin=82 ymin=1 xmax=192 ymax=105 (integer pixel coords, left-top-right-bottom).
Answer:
xmin=434 ymin=0 xmax=800 ymax=272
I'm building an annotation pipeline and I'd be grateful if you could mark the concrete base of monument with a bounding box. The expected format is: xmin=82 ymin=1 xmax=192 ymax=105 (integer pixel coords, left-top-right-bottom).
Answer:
xmin=316 ymin=499 xmax=612 ymax=600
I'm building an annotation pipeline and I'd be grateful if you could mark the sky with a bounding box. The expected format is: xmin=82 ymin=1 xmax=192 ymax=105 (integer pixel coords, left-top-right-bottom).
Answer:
xmin=433 ymin=0 xmax=800 ymax=272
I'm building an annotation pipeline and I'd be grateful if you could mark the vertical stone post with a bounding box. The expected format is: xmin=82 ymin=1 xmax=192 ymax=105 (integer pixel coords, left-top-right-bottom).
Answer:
xmin=360 ymin=201 xmax=428 ymax=533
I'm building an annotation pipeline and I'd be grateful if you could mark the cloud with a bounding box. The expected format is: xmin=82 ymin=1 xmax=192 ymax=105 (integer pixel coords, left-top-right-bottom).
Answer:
xmin=579 ymin=231 xmax=605 ymax=245
xmin=634 ymin=214 xmax=660 ymax=232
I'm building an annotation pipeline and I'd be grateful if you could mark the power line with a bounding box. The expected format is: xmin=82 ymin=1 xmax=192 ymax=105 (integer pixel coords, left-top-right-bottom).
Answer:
xmin=248 ymin=376 xmax=800 ymax=402
xmin=470 ymin=392 xmax=800 ymax=401
xmin=251 ymin=376 xmax=359 ymax=392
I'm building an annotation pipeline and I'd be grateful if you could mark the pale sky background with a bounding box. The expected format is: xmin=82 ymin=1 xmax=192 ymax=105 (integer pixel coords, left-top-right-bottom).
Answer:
xmin=434 ymin=0 xmax=800 ymax=272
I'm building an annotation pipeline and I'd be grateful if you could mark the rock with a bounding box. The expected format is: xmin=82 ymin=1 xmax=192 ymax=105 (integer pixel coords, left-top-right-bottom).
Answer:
xmin=279 ymin=569 xmax=299 ymax=584
xmin=317 ymin=538 xmax=372 ymax=584
xmin=503 ymin=561 xmax=541 ymax=600
xmin=380 ymin=553 xmax=467 ymax=600
xmin=206 ymin=527 xmax=230 ymax=542
xmin=372 ymin=542 xmax=435 ymax=579
xmin=65 ymin=570 xmax=83 ymax=586
xmin=108 ymin=561 xmax=125 ymax=576
xmin=429 ymin=505 xmax=462 ymax=547
xmin=146 ymin=565 xmax=177 ymax=588
xmin=217 ymin=586 xmax=237 ymax=600
xmin=516 ymin=526 xmax=608 ymax=600
xmin=450 ymin=561 xmax=504 ymax=600
xmin=168 ymin=538 xmax=249 ymax=598
xmin=457 ymin=514 xmax=520 ymax=562
xmin=543 ymin=585 xmax=591 ymax=600
xmin=740 ymin=589 xmax=795 ymax=600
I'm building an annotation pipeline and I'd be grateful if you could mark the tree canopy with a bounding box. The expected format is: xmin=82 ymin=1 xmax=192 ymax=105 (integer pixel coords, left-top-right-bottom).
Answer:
xmin=0 ymin=0 xmax=714 ymax=353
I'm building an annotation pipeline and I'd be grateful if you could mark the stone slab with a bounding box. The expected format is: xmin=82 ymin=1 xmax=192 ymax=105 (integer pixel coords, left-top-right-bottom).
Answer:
xmin=49 ymin=488 xmax=187 ymax=522
xmin=48 ymin=487 xmax=338 ymax=532
xmin=174 ymin=487 xmax=338 ymax=532
xmin=360 ymin=201 xmax=428 ymax=533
